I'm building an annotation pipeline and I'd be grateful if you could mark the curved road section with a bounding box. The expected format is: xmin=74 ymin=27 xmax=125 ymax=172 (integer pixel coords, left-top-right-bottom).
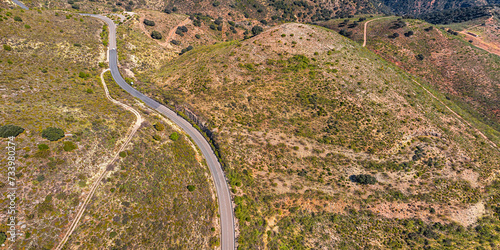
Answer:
xmin=82 ymin=14 xmax=236 ymax=249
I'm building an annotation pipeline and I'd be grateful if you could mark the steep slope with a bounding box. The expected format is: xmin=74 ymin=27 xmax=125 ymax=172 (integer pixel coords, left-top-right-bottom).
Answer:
xmin=126 ymin=22 xmax=500 ymax=248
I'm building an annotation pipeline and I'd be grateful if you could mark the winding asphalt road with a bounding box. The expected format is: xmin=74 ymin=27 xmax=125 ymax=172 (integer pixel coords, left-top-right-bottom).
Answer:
xmin=10 ymin=1 xmax=235 ymax=247
xmin=84 ymin=14 xmax=236 ymax=249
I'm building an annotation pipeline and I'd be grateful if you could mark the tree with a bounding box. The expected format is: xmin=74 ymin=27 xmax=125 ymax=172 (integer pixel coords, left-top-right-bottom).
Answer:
xmin=14 ymin=16 xmax=22 ymax=22
xmin=151 ymin=31 xmax=162 ymax=39
xmin=169 ymin=132 xmax=179 ymax=141
xmin=154 ymin=122 xmax=165 ymax=131
xmin=416 ymin=54 xmax=424 ymax=61
xmin=252 ymin=25 xmax=263 ymax=36
xmin=0 ymin=125 xmax=24 ymax=138
xmin=143 ymin=19 xmax=155 ymax=26
xmin=187 ymin=185 xmax=195 ymax=191
xmin=42 ymin=127 xmax=65 ymax=141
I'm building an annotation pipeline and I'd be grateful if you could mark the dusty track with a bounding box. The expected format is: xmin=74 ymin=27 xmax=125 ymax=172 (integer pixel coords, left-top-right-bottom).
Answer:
xmin=55 ymin=69 xmax=143 ymax=250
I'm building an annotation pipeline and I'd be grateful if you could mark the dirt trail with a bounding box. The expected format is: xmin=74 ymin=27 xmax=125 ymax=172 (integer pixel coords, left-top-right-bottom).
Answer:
xmin=55 ymin=69 xmax=143 ymax=250
xmin=363 ymin=17 xmax=390 ymax=47
xmin=138 ymin=14 xmax=191 ymax=49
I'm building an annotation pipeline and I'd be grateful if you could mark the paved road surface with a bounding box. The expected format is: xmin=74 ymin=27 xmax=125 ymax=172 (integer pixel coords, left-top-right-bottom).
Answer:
xmin=86 ymin=14 xmax=236 ymax=249
xmin=11 ymin=0 xmax=28 ymax=10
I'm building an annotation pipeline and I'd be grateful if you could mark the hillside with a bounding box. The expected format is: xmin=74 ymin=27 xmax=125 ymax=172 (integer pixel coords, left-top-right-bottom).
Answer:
xmin=0 ymin=6 xmax=217 ymax=249
xmin=320 ymin=16 xmax=500 ymax=146
xmin=122 ymin=21 xmax=500 ymax=248
xmin=380 ymin=0 xmax=500 ymax=15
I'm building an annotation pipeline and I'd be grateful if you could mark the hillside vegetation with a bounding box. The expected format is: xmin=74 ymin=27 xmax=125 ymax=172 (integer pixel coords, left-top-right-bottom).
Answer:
xmin=0 ymin=7 xmax=217 ymax=249
xmin=123 ymin=22 xmax=500 ymax=248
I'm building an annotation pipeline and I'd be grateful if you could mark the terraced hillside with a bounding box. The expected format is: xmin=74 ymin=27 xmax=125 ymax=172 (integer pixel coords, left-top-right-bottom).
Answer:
xmin=0 ymin=6 xmax=217 ymax=249
xmin=116 ymin=21 xmax=500 ymax=248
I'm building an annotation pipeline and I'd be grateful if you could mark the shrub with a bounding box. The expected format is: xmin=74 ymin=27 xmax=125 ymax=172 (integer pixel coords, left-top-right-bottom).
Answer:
xmin=86 ymin=88 xmax=93 ymax=94
xmin=3 ymin=44 xmax=12 ymax=51
xmin=24 ymin=24 xmax=30 ymax=29
xmin=169 ymin=132 xmax=179 ymax=141
xmin=153 ymin=122 xmax=165 ymax=131
xmin=350 ymin=174 xmax=377 ymax=185
xmin=38 ymin=144 xmax=49 ymax=151
xmin=416 ymin=54 xmax=424 ymax=61
xmin=151 ymin=31 xmax=162 ymax=39
xmin=42 ymin=127 xmax=65 ymax=141
xmin=404 ymin=30 xmax=414 ymax=37
xmin=424 ymin=26 xmax=433 ymax=32
xmin=338 ymin=29 xmax=352 ymax=37
xmin=63 ymin=141 xmax=77 ymax=152
xmin=37 ymin=175 xmax=45 ymax=182
xmin=119 ymin=151 xmax=127 ymax=157
xmin=143 ymin=19 xmax=155 ymax=26
xmin=260 ymin=19 xmax=267 ymax=25
xmin=172 ymin=7 xmax=178 ymax=12
xmin=217 ymin=25 xmax=222 ymax=31
xmin=210 ymin=24 xmax=216 ymax=30
xmin=0 ymin=125 xmax=24 ymax=138
xmin=251 ymin=25 xmax=263 ymax=36
xmin=212 ymin=1 xmax=220 ymax=7
xmin=152 ymin=134 xmax=161 ymax=141
xmin=14 ymin=16 xmax=22 ymax=22
xmin=195 ymin=34 xmax=201 ymax=39
xmin=178 ymin=26 xmax=188 ymax=33
xmin=79 ymin=71 xmax=90 ymax=79
xmin=389 ymin=33 xmax=400 ymax=39
xmin=170 ymin=39 xmax=180 ymax=45
xmin=71 ymin=4 xmax=80 ymax=9
xmin=0 ymin=232 xmax=6 ymax=245
xmin=187 ymin=185 xmax=195 ymax=191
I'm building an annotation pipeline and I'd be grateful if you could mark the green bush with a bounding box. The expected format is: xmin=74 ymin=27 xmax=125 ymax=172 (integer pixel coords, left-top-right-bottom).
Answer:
xmin=187 ymin=185 xmax=195 ymax=191
xmin=42 ymin=127 xmax=65 ymax=141
xmin=119 ymin=151 xmax=127 ymax=157
xmin=152 ymin=134 xmax=161 ymax=141
xmin=37 ymin=175 xmax=45 ymax=182
xmin=169 ymin=132 xmax=179 ymax=141
xmin=38 ymin=144 xmax=49 ymax=151
xmin=151 ymin=30 xmax=162 ymax=39
xmin=3 ymin=44 xmax=11 ymax=51
xmin=153 ymin=122 xmax=165 ymax=131
xmin=63 ymin=141 xmax=77 ymax=152
xmin=13 ymin=16 xmax=22 ymax=22
xmin=0 ymin=124 xmax=24 ymax=138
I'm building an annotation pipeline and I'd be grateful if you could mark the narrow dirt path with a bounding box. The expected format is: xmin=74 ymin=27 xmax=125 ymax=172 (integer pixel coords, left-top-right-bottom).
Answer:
xmin=138 ymin=14 xmax=191 ymax=49
xmin=363 ymin=17 xmax=389 ymax=47
xmin=55 ymin=69 xmax=143 ymax=250
xmin=410 ymin=78 xmax=499 ymax=150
